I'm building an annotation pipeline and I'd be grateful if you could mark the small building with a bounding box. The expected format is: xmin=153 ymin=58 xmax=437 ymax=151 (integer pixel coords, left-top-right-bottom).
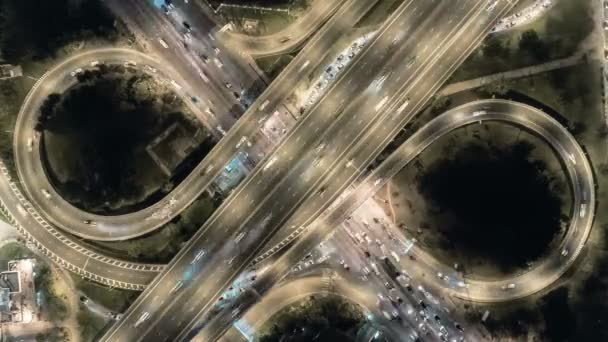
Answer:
xmin=0 ymin=64 xmax=23 ymax=80
xmin=0 ymin=258 xmax=37 ymax=323
xmin=146 ymin=122 xmax=206 ymax=176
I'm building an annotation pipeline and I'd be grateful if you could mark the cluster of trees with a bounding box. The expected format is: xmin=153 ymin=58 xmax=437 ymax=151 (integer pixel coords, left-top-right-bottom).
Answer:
xmin=0 ymin=0 xmax=116 ymax=63
xmin=37 ymin=70 xmax=196 ymax=213
xmin=34 ymin=264 xmax=69 ymax=322
xmin=258 ymin=295 xmax=365 ymax=342
xmin=417 ymin=141 xmax=564 ymax=270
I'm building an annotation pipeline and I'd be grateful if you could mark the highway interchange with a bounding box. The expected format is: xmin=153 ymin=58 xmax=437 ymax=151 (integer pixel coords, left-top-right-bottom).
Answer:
xmin=101 ymin=1 xmax=521 ymax=341
xmin=0 ymin=0 xmax=598 ymax=341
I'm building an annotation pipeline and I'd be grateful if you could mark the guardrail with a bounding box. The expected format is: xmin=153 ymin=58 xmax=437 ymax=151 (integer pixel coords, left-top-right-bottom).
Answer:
xmin=0 ymin=159 xmax=163 ymax=290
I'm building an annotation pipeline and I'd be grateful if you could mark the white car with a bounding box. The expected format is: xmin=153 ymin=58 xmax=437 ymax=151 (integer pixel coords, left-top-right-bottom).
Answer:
xmin=90 ymin=61 xmax=100 ymax=67
xmin=41 ymin=189 xmax=52 ymax=199
xmin=70 ymin=68 xmax=83 ymax=77
xmin=16 ymin=204 xmax=28 ymax=217
xmin=501 ymin=283 xmax=516 ymax=290
xmin=234 ymin=232 xmax=246 ymax=243
xmin=134 ymin=312 xmax=150 ymax=327
xmin=191 ymin=249 xmax=206 ymax=264
xmin=158 ymin=38 xmax=169 ymax=49
xmin=170 ymin=280 xmax=184 ymax=294
xmin=27 ymin=138 xmax=33 ymax=152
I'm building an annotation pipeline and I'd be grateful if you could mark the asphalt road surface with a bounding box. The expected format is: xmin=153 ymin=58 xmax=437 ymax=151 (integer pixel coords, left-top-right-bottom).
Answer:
xmin=13 ymin=0 xmax=378 ymax=241
xmin=201 ymin=98 xmax=593 ymax=340
xmin=100 ymin=1 xmax=515 ymax=341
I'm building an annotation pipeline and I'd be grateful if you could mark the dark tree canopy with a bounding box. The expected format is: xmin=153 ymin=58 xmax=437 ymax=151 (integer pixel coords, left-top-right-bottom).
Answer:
xmin=418 ymin=141 xmax=563 ymax=270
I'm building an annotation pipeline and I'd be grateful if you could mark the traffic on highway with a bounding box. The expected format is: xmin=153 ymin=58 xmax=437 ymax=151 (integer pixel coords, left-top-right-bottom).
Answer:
xmin=1 ymin=0 xmax=599 ymax=341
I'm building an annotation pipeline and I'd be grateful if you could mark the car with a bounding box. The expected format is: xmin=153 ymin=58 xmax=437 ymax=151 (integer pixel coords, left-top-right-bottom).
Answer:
xmin=214 ymin=58 xmax=223 ymax=68
xmin=134 ymin=312 xmax=150 ymax=327
xmin=124 ymin=61 xmax=137 ymax=67
xmin=391 ymin=309 xmax=400 ymax=319
xmin=109 ymin=312 xmax=123 ymax=320
xmin=191 ymin=249 xmax=206 ymax=264
xmin=224 ymin=82 xmax=232 ymax=89
xmin=144 ymin=65 xmax=157 ymax=73
xmin=234 ymin=232 xmax=246 ymax=243
xmin=90 ymin=61 xmax=100 ymax=67
xmin=79 ymin=296 xmax=89 ymax=304
xmin=83 ymin=220 xmax=97 ymax=226
xmin=26 ymin=138 xmax=33 ymax=152
xmin=170 ymin=280 xmax=184 ymax=293
xmin=561 ymin=248 xmax=569 ymax=257
xmin=183 ymin=21 xmax=192 ymax=32
xmin=16 ymin=204 xmax=28 ymax=217
xmin=213 ymin=46 xmax=221 ymax=54
xmin=501 ymin=283 xmax=516 ymax=290
xmin=70 ymin=68 xmax=83 ymax=77
xmin=41 ymin=189 xmax=52 ymax=199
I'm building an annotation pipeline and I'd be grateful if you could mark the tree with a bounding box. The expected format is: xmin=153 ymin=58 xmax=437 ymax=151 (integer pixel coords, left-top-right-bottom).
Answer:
xmin=482 ymin=35 xmax=510 ymax=59
xmin=518 ymin=30 xmax=549 ymax=62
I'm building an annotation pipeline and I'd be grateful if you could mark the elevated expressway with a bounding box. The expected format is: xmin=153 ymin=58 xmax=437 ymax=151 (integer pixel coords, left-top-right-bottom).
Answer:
xmin=222 ymin=271 xmax=405 ymax=342
xmin=218 ymin=0 xmax=346 ymax=58
xmin=0 ymin=158 xmax=160 ymax=290
xmin=196 ymin=98 xmax=594 ymax=340
xmin=13 ymin=0 xmax=380 ymax=241
xmin=101 ymin=1 xmax=518 ymax=341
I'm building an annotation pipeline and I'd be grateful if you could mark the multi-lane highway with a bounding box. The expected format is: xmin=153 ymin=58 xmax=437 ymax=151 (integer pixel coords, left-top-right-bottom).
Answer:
xmin=13 ymin=0 xmax=379 ymax=242
xmin=219 ymin=0 xmax=345 ymax=57
xmin=196 ymin=98 xmax=593 ymax=340
xmin=256 ymin=99 xmax=594 ymax=308
xmin=100 ymin=1 xmax=517 ymax=341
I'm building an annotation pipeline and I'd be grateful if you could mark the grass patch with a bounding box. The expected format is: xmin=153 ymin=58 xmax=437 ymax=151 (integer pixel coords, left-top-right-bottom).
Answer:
xmin=71 ymin=275 xmax=139 ymax=313
xmin=255 ymin=53 xmax=296 ymax=81
xmin=35 ymin=265 xmax=69 ymax=322
xmin=218 ymin=5 xmax=298 ymax=36
xmin=78 ymin=308 xmax=111 ymax=342
xmin=450 ymin=0 xmax=594 ymax=82
xmin=34 ymin=327 xmax=70 ymax=342
xmin=0 ymin=242 xmax=34 ymax=260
